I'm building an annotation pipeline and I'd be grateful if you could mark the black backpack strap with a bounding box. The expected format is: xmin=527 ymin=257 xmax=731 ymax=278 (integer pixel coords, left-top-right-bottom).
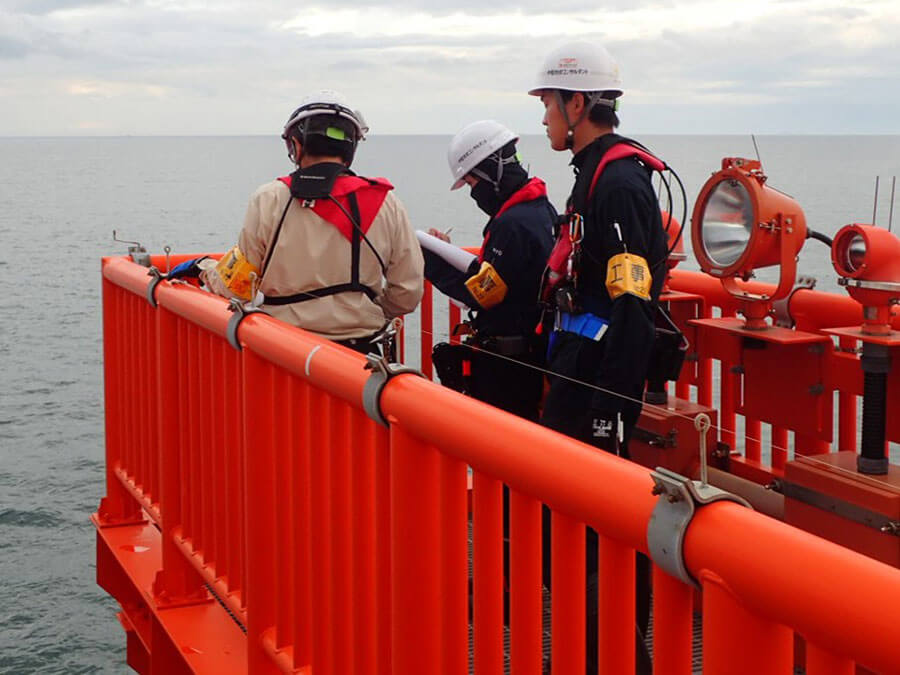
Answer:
xmin=260 ymin=196 xmax=292 ymax=278
xmin=348 ymin=191 xmax=363 ymax=291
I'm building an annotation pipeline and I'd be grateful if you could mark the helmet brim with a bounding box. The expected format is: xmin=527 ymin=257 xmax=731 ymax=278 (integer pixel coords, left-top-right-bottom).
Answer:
xmin=528 ymin=85 xmax=623 ymax=97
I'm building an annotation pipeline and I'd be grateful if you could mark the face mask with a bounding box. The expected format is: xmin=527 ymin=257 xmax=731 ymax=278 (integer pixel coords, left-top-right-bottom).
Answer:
xmin=470 ymin=179 xmax=503 ymax=217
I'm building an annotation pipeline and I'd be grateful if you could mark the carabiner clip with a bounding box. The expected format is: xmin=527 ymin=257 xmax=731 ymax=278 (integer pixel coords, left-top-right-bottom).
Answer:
xmin=568 ymin=214 xmax=584 ymax=245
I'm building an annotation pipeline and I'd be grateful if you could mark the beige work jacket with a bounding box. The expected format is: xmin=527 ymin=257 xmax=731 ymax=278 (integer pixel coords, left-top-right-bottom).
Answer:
xmin=208 ymin=178 xmax=424 ymax=341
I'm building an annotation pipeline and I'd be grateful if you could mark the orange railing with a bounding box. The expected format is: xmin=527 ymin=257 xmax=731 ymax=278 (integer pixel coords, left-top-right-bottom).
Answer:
xmin=95 ymin=254 xmax=900 ymax=674
xmin=663 ymin=268 xmax=900 ymax=479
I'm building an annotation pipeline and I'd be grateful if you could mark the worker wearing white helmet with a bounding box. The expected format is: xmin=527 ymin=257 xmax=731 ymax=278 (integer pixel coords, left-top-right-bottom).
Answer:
xmin=531 ymin=42 xmax=672 ymax=675
xmin=201 ymin=90 xmax=423 ymax=352
xmin=426 ymin=120 xmax=555 ymax=421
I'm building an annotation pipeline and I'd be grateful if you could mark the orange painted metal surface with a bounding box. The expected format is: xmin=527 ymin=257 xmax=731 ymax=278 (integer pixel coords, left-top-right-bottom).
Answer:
xmin=95 ymin=256 xmax=900 ymax=674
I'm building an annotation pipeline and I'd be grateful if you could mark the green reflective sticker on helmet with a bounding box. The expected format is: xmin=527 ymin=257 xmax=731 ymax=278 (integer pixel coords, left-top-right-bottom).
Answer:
xmin=326 ymin=127 xmax=347 ymax=140
xmin=515 ymin=151 xmax=523 ymax=162
xmin=614 ymin=99 xmax=620 ymax=111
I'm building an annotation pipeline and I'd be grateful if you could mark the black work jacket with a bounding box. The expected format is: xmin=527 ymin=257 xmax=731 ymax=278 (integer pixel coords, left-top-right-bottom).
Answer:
xmin=566 ymin=134 xmax=668 ymax=410
xmin=424 ymin=182 xmax=556 ymax=337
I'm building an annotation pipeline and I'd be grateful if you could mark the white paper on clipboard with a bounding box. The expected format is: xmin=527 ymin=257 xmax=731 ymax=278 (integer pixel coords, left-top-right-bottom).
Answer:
xmin=415 ymin=230 xmax=477 ymax=274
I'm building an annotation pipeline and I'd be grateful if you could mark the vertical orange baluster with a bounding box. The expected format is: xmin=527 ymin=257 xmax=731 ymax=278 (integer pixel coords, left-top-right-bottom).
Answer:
xmin=350 ymin=411 xmax=377 ymax=673
xmin=374 ymin=427 xmax=392 ymax=675
xmin=275 ymin=373 xmax=295 ymax=650
xmin=440 ymin=453 xmax=468 ymax=675
xmin=391 ymin=425 xmax=441 ymax=675
xmin=702 ymin=571 xmax=792 ymax=675
xmin=651 ymin=566 xmax=692 ymax=675
xmin=242 ymin=350 xmax=280 ymax=674
xmin=309 ymin=389 xmax=334 ymax=673
xmin=552 ymin=512 xmax=585 ymax=675
xmin=472 ymin=471 xmax=503 ymax=674
xmin=509 ymin=490 xmax=542 ymax=675
xmin=330 ymin=400 xmax=353 ymax=674
xmin=293 ymin=379 xmax=312 ymax=669
xmin=598 ymin=536 xmax=635 ymax=674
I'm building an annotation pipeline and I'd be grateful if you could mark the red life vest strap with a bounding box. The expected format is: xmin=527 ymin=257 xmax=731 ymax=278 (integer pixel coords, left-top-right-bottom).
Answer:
xmin=587 ymin=143 xmax=666 ymax=199
xmin=478 ymin=177 xmax=548 ymax=262
xmin=276 ymin=174 xmax=394 ymax=241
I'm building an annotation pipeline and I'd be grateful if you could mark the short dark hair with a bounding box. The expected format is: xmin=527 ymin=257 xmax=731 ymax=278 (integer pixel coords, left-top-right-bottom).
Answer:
xmin=289 ymin=114 xmax=359 ymax=164
xmin=559 ymin=90 xmax=620 ymax=128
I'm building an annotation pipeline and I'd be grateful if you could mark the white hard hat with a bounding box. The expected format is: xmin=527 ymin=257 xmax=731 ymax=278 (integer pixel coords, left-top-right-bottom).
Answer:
xmin=282 ymin=89 xmax=369 ymax=141
xmin=528 ymin=41 xmax=623 ymax=97
xmin=447 ymin=120 xmax=518 ymax=190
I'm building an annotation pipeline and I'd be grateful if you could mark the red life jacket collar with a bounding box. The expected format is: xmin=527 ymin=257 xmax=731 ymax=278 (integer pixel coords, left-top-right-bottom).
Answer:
xmin=587 ymin=142 xmax=666 ymax=199
xmin=494 ymin=177 xmax=547 ymax=218
xmin=276 ymin=174 xmax=393 ymax=241
xmin=478 ymin=177 xmax=548 ymax=262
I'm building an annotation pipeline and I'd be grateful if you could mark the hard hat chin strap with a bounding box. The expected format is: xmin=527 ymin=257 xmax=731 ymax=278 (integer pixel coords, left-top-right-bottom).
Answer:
xmin=554 ymin=90 xmax=616 ymax=150
xmin=470 ymin=151 xmax=519 ymax=193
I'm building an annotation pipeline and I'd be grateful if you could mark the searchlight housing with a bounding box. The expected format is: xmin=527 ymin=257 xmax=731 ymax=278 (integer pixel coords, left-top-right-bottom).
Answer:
xmin=691 ymin=157 xmax=808 ymax=329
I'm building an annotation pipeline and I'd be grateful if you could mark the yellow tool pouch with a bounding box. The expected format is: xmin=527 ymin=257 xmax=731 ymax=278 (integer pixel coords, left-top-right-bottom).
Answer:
xmin=464 ymin=261 xmax=508 ymax=309
xmin=606 ymin=252 xmax=652 ymax=301
xmin=214 ymin=246 xmax=258 ymax=301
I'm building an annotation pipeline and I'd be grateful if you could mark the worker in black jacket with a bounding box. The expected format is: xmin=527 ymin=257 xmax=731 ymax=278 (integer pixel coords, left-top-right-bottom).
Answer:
xmin=529 ymin=41 xmax=668 ymax=675
xmin=425 ymin=120 xmax=555 ymax=421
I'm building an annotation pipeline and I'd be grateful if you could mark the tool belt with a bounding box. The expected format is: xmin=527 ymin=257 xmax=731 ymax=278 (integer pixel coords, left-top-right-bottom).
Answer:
xmin=432 ymin=333 xmax=534 ymax=394
xmin=471 ymin=334 xmax=532 ymax=357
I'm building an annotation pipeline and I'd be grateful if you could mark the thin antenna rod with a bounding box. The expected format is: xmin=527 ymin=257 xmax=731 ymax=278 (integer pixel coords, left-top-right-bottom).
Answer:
xmin=751 ymin=134 xmax=762 ymax=164
xmin=890 ymin=176 xmax=896 ymax=233
xmin=872 ymin=176 xmax=880 ymax=226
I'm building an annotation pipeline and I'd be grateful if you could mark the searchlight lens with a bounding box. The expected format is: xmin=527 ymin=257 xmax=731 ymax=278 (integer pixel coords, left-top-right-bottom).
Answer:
xmin=844 ymin=233 xmax=866 ymax=273
xmin=700 ymin=179 xmax=754 ymax=268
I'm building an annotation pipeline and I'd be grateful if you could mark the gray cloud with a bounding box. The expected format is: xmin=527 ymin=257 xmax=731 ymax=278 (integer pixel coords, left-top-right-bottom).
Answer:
xmin=0 ymin=1 xmax=898 ymax=135
xmin=14 ymin=0 xmax=123 ymax=15
xmin=0 ymin=35 xmax=28 ymax=59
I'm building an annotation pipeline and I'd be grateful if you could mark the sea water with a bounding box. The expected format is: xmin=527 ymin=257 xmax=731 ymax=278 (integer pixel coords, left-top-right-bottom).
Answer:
xmin=1 ymin=135 xmax=898 ymax=672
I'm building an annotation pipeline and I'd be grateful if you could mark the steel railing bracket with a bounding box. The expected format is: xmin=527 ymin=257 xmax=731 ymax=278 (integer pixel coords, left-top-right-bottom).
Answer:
xmin=226 ymin=299 xmax=264 ymax=350
xmin=145 ymin=267 xmax=165 ymax=308
xmin=647 ymin=467 xmax=751 ymax=588
xmin=362 ymin=351 xmax=423 ymax=427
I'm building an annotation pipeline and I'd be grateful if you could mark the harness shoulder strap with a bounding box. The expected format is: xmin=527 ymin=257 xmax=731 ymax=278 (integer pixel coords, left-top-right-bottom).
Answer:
xmin=587 ymin=142 xmax=667 ymax=199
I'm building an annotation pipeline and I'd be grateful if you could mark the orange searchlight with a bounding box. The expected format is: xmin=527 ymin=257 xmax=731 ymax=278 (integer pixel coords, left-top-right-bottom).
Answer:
xmin=691 ymin=157 xmax=807 ymax=329
xmin=832 ymin=224 xmax=900 ymax=335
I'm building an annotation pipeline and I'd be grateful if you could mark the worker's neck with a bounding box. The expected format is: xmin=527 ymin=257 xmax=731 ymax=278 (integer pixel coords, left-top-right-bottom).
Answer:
xmin=571 ymin=123 xmax=615 ymax=156
xmin=299 ymin=154 xmax=346 ymax=169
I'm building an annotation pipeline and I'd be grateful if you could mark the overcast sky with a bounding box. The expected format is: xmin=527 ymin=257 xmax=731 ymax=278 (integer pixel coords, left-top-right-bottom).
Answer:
xmin=2 ymin=0 xmax=898 ymax=136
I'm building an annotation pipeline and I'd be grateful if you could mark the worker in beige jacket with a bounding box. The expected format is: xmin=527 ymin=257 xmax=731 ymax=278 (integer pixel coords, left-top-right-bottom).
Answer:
xmin=202 ymin=90 xmax=424 ymax=353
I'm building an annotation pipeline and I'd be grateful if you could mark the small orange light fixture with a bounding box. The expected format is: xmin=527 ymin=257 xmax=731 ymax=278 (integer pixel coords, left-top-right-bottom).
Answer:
xmin=832 ymin=224 xmax=900 ymax=335
xmin=691 ymin=157 xmax=807 ymax=328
